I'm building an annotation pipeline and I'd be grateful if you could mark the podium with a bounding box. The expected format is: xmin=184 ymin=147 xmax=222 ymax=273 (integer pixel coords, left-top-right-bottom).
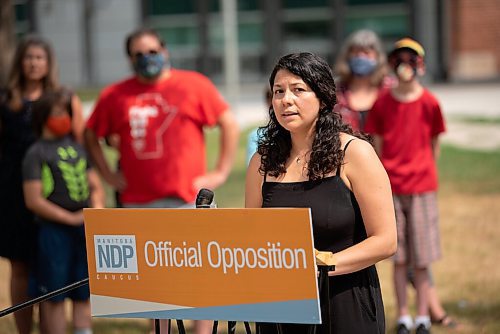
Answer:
xmin=83 ymin=208 xmax=329 ymax=331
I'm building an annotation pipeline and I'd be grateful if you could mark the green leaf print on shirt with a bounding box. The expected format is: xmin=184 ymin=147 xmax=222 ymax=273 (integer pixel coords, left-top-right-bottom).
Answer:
xmin=57 ymin=146 xmax=90 ymax=202
xmin=41 ymin=163 xmax=54 ymax=198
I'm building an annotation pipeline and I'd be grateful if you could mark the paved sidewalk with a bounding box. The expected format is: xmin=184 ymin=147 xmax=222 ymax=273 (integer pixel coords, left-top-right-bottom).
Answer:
xmin=430 ymin=82 xmax=500 ymax=118
xmin=430 ymin=82 xmax=500 ymax=150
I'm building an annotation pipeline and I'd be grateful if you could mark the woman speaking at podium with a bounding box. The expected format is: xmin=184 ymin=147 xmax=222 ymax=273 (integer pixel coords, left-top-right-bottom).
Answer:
xmin=245 ymin=52 xmax=397 ymax=333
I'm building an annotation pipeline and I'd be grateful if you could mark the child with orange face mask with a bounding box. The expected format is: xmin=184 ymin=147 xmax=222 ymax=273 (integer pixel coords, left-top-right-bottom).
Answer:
xmin=22 ymin=89 xmax=104 ymax=334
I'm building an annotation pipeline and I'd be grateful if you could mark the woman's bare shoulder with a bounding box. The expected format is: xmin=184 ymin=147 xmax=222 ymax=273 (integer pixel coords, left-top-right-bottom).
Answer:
xmin=247 ymin=152 xmax=264 ymax=178
xmin=340 ymin=132 xmax=371 ymax=148
xmin=339 ymin=132 xmax=377 ymax=162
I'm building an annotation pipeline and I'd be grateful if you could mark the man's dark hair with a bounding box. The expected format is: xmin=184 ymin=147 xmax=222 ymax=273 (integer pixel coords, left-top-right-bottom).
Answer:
xmin=125 ymin=27 xmax=166 ymax=57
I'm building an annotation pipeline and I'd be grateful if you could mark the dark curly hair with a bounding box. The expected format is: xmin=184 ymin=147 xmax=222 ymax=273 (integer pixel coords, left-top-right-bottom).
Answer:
xmin=258 ymin=52 xmax=362 ymax=180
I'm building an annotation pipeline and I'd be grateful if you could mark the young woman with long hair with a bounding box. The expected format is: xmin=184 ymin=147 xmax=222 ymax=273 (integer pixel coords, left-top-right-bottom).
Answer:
xmin=0 ymin=35 xmax=84 ymax=334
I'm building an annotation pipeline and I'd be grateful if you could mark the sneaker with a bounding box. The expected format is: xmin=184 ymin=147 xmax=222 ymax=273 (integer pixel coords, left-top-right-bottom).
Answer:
xmin=396 ymin=323 xmax=411 ymax=334
xmin=415 ymin=323 xmax=431 ymax=334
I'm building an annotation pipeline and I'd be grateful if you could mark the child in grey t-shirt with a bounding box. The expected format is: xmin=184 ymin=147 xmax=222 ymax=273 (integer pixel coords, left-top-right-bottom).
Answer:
xmin=22 ymin=89 xmax=104 ymax=334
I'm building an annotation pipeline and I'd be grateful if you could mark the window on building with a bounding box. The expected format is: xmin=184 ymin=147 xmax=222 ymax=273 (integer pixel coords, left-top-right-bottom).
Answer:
xmin=284 ymin=0 xmax=328 ymax=8
xmin=157 ymin=27 xmax=199 ymax=47
xmin=345 ymin=1 xmax=410 ymax=39
xmin=346 ymin=15 xmax=409 ymax=38
xmin=147 ymin=1 xmax=195 ymax=15
xmin=284 ymin=21 xmax=330 ymax=41
xmin=145 ymin=0 xmax=412 ymax=81
xmin=238 ymin=0 xmax=259 ymax=11
xmin=347 ymin=0 xmax=405 ymax=4
xmin=13 ymin=0 xmax=31 ymax=36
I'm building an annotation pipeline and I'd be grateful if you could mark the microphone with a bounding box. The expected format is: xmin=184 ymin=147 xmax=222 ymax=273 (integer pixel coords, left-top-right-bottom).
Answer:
xmin=194 ymin=188 xmax=247 ymax=334
xmin=195 ymin=188 xmax=215 ymax=208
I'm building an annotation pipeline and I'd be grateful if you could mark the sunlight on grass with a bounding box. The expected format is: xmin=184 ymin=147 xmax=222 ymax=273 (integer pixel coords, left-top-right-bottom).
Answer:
xmin=1 ymin=135 xmax=499 ymax=333
xmin=449 ymin=115 xmax=500 ymax=124
xmin=438 ymin=144 xmax=500 ymax=194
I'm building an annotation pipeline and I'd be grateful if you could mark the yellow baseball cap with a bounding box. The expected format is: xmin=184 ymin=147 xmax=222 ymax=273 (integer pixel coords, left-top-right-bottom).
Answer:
xmin=390 ymin=38 xmax=425 ymax=57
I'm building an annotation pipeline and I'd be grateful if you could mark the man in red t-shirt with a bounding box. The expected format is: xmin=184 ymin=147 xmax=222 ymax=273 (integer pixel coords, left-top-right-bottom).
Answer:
xmin=85 ymin=28 xmax=239 ymax=206
xmin=365 ymin=38 xmax=445 ymax=334
xmin=84 ymin=28 xmax=239 ymax=334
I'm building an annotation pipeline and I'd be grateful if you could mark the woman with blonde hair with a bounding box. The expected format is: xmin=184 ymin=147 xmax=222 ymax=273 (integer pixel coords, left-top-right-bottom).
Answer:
xmin=334 ymin=29 xmax=390 ymax=132
xmin=0 ymin=35 xmax=84 ymax=334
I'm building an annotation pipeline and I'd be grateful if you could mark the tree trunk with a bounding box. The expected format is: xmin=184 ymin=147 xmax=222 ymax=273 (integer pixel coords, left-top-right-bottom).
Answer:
xmin=0 ymin=0 xmax=16 ymax=87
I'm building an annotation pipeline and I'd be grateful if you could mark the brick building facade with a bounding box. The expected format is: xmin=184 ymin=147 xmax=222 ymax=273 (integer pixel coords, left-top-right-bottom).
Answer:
xmin=447 ymin=0 xmax=500 ymax=81
xmin=9 ymin=0 xmax=500 ymax=86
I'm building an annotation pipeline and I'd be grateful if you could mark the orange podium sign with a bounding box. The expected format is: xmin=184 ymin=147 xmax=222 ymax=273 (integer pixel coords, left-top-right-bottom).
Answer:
xmin=83 ymin=208 xmax=321 ymax=323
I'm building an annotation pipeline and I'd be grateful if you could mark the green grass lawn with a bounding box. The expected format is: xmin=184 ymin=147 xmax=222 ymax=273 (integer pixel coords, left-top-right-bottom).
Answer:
xmin=208 ymin=129 xmax=500 ymax=206
xmin=205 ymin=133 xmax=500 ymax=334
xmin=449 ymin=115 xmax=500 ymax=124
xmin=2 ymin=129 xmax=499 ymax=333
xmin=106 ymin=129 xmax=500 ymax=207
xmin=204 ymin=127 xmax=251 ymax=208
xmin=75 ymin=87 xmax=103 ymax=102
xmin=438 ymin=144 xmax=500 ymax=194
xmin=69 ymin=131 xmax=500 ymax=334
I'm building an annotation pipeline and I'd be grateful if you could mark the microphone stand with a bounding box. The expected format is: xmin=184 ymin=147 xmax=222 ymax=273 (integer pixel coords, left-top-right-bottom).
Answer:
xmin=196 ymin=189 xmax=252 ymax=334
xmin=0 ymin=278 xmax=89 ymax=318
xmin=0 ymin=189 xmax=254 ymax=334
xmin=155 ymin=189 xmax=215 ymax=334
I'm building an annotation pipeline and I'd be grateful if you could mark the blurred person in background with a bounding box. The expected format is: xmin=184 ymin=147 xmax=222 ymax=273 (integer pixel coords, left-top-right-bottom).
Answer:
xmin=245 ymin=87 xmax=272 ymax=165
xmin=84 ymin=27 xmax=239 ymax=334
xmin=334 ymin=29 xmax=389 ymax=132
xmin=0 ymin=35 xmax=84 ymax=334
xmin=337 ymin=30 xmax=458 ymax=332
xmin=23 ymin=89 xmax=104 ymax=334
xmin=408 ymin=269 xmax=459 ymax=330
xmin=365 ymin=38 xmax=446 ymax=334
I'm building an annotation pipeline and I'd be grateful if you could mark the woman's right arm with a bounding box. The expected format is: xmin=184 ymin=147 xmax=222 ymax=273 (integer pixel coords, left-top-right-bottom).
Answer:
xmin=245 ymin=153 xmax=263 ymax=208
xmin=330 ymin=139 xmax=397 ymax=275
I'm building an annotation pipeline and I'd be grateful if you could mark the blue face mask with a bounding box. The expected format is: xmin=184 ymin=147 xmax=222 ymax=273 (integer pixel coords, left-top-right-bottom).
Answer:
xmin=348 ymin=56 xmax=377 ymax=76
xmin=134 ymin=53 xmax=166 ymax=79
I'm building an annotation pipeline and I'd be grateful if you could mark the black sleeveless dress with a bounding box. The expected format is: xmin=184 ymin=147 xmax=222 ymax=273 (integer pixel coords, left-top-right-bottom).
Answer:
xmin=257 ymin=143 xmax=385 ymax=334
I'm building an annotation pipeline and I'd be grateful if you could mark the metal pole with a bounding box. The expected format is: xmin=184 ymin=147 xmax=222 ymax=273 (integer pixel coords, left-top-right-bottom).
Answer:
xmin=82 ymin=0 xmax=95 ymax=85
xmin=155 ymin=319 xmax=161 ymax=334
xmin=332 ymin=0 xmax=345 ymax=60
xmin=262 ymin=0 xmax=283 ymax=73
xmin=410 ymin=0 xmax=439 ymax=82
xmin=197 ymin=0 xmax=210 ymax=75
xmin=220 ymin=0 xmax=240 ymax=108
xmin=0 ymin=278 xmax=89 ymax=318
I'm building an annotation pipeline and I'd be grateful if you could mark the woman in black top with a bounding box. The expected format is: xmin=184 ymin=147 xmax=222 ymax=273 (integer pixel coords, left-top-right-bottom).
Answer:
xmin=0 ymin=35 xmax=84 ymax=334
xmin=245 ymin=52 xmax=397 ymax=333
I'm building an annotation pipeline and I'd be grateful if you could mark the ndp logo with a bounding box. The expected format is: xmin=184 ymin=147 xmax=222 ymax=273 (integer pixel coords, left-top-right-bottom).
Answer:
xmin=94 ymin=235 xmax=138 ymax=273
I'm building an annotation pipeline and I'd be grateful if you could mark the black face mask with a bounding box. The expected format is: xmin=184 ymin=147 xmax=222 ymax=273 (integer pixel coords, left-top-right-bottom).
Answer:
xmin=133 ymin=53 xmax=166 ymax=79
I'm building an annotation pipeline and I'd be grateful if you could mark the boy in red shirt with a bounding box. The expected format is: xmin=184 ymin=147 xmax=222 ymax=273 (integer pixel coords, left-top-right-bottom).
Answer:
xmin=365 ymin=38 xmax=446 ymax=334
